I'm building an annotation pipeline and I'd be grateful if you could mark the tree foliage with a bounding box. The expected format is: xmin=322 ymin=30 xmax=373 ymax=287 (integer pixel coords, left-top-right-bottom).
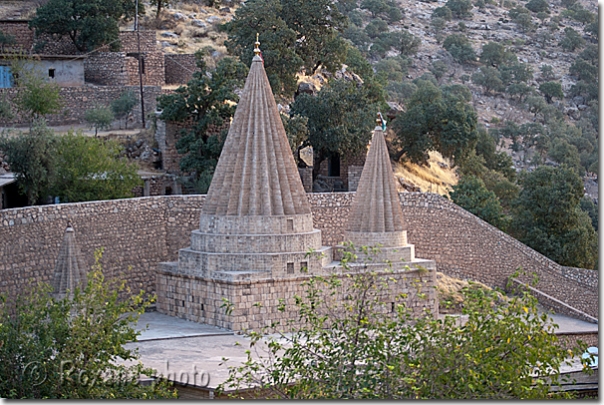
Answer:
xmin=224 ymin=0 xmax=348 ymax=98
xmin=391 ymin=80 xmax=478 ymax=166
xmin=538 ymin=81 xmax=564 ymax=103
xmin=0 ymin=120 xmax=57 ymax=205
xmin=217 ymin=253 xmax=582 ymax=399
xmin=450 ymin=175 xmax=507 ymax=229
xmin=29 ymin=0 xmax=138 ymax=52
xmin=84 ymin=105 xmax=114 ymax=136
xmin=445 ymin=0 xmax=473 ymax=18
xmin=510 ymin=165 xmax=598 ymax=269
xmin=290 ymin=78 xmax=379 ymax=179
xmin=11 ymin=59 xmax=63 ymax=123
xmin=51 ymin=131 xmax=141 ymax=203
xmin=157 ymin=53 xmax=248 ymax=193
xmin=442 ymin=34 xmax=477 ymax=64
xmin=559 ymin=27 xmax=585 ymax=52
xmin=111 ymin=90 xmax=137 ymax=129
xmin=0 ymin=250 xmax=177 ymax=399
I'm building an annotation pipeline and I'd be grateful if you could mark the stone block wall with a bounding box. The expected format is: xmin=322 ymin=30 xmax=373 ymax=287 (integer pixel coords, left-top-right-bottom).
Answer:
xmin=118 ymin=30 xmax=157 ymax=54
xmin=164 ymin=54 xmax=197 ymax=85
xmin=156 ymin=265 xmax=436 ymax=332
xmin=0 ymin=21 xmax=33 ymax=51
xmin=125 ymin=51 xmax=165 ymax=86
xmin=0 ymin=85 xmax=160 ymax=126
xmin=0 ymin=192 xmax=598 ymax=321
xmin=84 ymin=52 xmax=127 ymax=86
xmin=32 ymin=30 xmax=157 ymax=56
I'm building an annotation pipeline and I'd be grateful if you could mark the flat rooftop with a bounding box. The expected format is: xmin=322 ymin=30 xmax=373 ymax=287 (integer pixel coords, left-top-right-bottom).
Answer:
xmin=125 ymin=310 xmax=598 ymax=391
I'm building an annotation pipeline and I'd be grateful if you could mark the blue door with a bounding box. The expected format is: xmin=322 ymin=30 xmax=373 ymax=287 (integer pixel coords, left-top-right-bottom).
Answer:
xmin=0 ymin=66 xmax=13 ymax=88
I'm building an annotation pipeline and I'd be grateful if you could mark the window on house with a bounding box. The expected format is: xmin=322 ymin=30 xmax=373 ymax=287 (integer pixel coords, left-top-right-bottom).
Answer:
xmin=48 ymin=68 xmax=55 ymax=78
xmin=287 ymin=262 xmax=294 ymax=274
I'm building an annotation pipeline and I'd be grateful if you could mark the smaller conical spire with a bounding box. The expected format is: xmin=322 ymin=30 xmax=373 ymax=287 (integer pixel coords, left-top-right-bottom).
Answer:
xmin=51 ymin=222 xmax=88 ymax=300
xmin=346 ymin=113 xmax=405 ymax=237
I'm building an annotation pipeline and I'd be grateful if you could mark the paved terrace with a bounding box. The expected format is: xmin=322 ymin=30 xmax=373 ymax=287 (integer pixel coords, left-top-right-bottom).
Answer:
xmin=124 ymin=310 xmax=598 ymax=394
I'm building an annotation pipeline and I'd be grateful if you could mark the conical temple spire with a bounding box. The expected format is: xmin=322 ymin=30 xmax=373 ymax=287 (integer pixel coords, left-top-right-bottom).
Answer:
xmin=52 ymin=223 xmax=87 ymax=300
xmin=346 ymin=115 xmax=406 ymax=237
xmin=201 ymin=38 xmax=310 ymax=218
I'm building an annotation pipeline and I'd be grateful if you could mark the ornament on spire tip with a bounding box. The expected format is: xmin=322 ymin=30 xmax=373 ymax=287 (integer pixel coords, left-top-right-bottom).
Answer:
xmin=376 ymin=112 xmax=386 ymax=131
xmin=254 ymin=33 xmax=261 ymax=56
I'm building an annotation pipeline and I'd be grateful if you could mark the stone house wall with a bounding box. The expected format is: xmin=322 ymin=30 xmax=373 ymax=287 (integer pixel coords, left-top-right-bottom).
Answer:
xmin=0 ymin=20 xmax=33 ymax=51
xmin=164 ymin=54 xmax=197 ymax=85
xmin=0 ymin=192 xmax=598 ymax=320
xmin=125 ymin=51 xmax=165 ymax=86
xmin=32 ymin=30 xmax=157 ymax=56
xmin=84 ymin=52 xmax=128 ymax=86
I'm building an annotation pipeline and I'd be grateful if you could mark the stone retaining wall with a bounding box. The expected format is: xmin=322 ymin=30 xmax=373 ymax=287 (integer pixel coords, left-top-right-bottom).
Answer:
xmin=0 ymin=192 xmax=597 ymax=319
xmin=0 ymin=84 xmax=160 ymax=126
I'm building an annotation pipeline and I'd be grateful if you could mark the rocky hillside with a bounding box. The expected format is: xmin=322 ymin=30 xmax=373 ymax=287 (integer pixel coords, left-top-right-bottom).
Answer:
xmin=134 ymin=0 xmax=596 ymax=194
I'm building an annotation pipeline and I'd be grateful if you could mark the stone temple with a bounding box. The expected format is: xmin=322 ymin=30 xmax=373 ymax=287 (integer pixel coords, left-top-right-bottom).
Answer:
xmin=156 ymin=40 xmax=437 ymax=331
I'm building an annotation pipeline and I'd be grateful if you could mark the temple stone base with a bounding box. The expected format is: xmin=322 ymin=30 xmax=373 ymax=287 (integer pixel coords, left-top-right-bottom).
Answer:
xmin=156 ymin=258 xmax=437 ymax=332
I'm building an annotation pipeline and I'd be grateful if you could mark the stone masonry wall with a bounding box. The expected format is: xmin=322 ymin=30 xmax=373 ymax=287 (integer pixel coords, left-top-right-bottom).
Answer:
xmin=0 ymin=85 xmax=160 ymax=126
xmin=32 ymin=30 xmax=157 ymax=56
xmin=125 ymin=51 xmax=165 ymax=86
xmin=164 ymin=54 xmax=197 ymax=85
xmin=84 ymin=52 xmax=128 ymax=86
xmin=0 ymin=21 xmax=33 ymax=51
xmin=0 ymin=192 xmax=597 ymax=319
xmin=156 ymin=265 xmax=436 ymax=332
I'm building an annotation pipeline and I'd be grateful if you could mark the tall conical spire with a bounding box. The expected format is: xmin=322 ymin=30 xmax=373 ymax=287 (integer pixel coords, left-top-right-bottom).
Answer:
xmin=52 ymin=222 xmax=87 ymax=300
xmin=346 ymin=114 xmax=405 ymax=237
xmin=201 ymin=38 xmax=311 ymax=217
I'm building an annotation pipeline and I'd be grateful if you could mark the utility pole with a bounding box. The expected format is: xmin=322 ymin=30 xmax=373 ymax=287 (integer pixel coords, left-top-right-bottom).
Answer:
xmin=135 ymin=0 xmax=146 ymax=128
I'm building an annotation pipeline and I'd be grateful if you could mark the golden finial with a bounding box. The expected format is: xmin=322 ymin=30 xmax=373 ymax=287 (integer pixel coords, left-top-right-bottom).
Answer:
xmin=254 ymin=33 xmax=261 ymax=56
xmin=376 ymin=112 xmax=386 ymax=130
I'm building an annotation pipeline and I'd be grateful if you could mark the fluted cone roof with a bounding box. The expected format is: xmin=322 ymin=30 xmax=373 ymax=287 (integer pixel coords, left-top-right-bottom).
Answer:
xmin=202 ymin=54 xmax=311 ymax=217
xmin=346 ymin=126 xmax=405 ymax=233
xmin=52 ymin=224 xmax=87 ymax=299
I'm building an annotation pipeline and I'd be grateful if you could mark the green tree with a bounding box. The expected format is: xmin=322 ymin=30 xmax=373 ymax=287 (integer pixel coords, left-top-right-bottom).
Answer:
xmin=547 ymin=138 xmax=582 ymax=175
xmin=450 ymin=175 xmax=507 ymax=229
xmin=538 ymin=81 xmax=564 ymax=103
xmin=364 ymin=18 xmax=389 ymax=38
xmin=51 ymin=131 xmax=142 ymax=203
xmin=111 ymin=90 xmax=137 ymax=129
xmin=157 ymin=54 xmax=248 ymax=193
xmin=375 ymin=56 xmax=409 ymax=82
xmin=442 ymin=34 xmax=477 ymax=64
xmin=0 ymin=120 xmax=57 ymax=205
xmin=29 ymin=0 xmax=138 ymax=52
xmin=445 ymin=0 xmax=473 ymax=18
xmin=224 ymin=0 xmax=301 ymax=97
xmin=579 ymin=196 xmax=598 ymax=232
xmin=0 ymin=250 xmax=177 ymax=399
xmin=479 ymin=42 xmax=513 ymax=67
xmin=218 ymin=255 xmax=582 ymax=399
xmin=391 ymin=79 xmax=478 ymax=166
xmin=291 ymin=78 xmax=379 ymax=179
xmin=84 ymin=105 xmax=114 ymax=136
xmin=525 ymin=0 xmax=549 ymax=13
xmin=569 ymin=59 xmax=597 ymax=83
xmin=225 ymin=0 xmax=348 ymax=98
xmin=432 ymin=6 xmax=453 ymax=20
xmin=11 ymin=60 xmax=63 ymax=123
xmin=472 ymin=66 xmax=504 ymax=95
xmin=559 ymin=27 xmax=585 ymax=52
xmin=510 ymin=165 xmax=598 ymax=269
xmin=539 ymin=64 xmax=555 ymax=80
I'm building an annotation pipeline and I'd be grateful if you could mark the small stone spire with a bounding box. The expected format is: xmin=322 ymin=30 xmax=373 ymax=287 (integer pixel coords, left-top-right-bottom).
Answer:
xmin=51 ymin=222 xmax=88 ymax=300
xmin=345 ymin=113 xmax=406 ymax=244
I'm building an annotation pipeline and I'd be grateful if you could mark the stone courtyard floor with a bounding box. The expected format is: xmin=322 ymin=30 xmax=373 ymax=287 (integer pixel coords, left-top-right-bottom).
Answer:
xmin=124 ymin=310 xmax=598 ymax=393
